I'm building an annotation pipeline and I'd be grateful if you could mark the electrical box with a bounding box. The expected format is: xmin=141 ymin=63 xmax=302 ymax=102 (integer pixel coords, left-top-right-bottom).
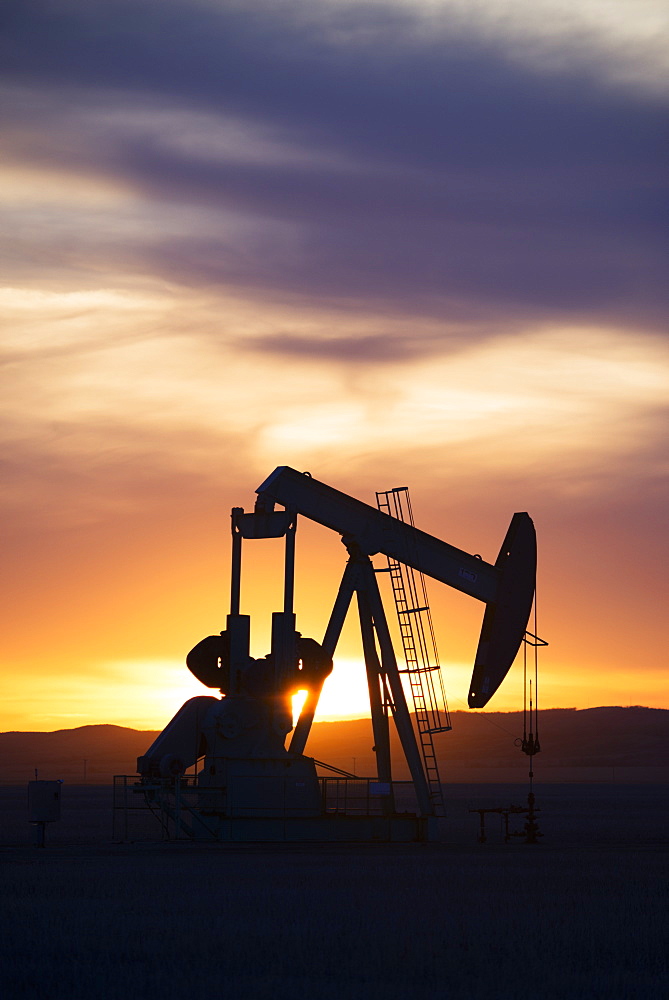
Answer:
xmin=28 ymin=781 xmax=62 ymax=822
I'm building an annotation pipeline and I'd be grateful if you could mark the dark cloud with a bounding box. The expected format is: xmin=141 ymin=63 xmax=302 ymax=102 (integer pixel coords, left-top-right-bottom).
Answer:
xmin=2 ymin=0 xmax=666 ymax=338
xmin=241 ymin=331 xmax=428 ymax=362
xmin=3 ymin=1 xmax=665 ymax=166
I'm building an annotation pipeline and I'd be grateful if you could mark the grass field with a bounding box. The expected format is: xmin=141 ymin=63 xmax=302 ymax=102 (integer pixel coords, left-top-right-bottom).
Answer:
xmin=1 ymin=784 xmax=667 ymax=999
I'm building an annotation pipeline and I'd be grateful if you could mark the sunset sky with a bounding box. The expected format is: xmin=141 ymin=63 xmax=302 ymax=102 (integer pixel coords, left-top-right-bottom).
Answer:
xmin=2 ymin=0 xmax=667 ymax=733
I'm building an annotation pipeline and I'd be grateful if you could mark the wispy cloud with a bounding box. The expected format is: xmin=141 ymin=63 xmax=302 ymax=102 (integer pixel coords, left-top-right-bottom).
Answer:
xmin=2 ymin=2 xmax=666 ymax=325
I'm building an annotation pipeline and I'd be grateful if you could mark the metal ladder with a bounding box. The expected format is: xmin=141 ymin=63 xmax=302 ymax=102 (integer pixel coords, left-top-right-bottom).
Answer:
xmin=376 ymin=488 xmax=451 ymax=817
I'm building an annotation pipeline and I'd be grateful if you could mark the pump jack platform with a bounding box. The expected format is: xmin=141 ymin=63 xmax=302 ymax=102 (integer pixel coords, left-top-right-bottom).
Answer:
xmin=117 ymin=467 xmax=536 ymax=843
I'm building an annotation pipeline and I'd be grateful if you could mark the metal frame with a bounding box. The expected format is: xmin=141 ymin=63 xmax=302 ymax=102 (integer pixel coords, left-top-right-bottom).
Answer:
xmin=112 ymin=774 xmax=422 ymax=843
xmin=289 ymin=542 xmax=432 ymax=817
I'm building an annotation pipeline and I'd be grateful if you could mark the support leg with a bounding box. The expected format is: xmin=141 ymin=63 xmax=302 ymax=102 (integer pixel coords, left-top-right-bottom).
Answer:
xmin=360 ymin=560 xmax=433 ymax=817
xmin=357 ymin=588 xmax=392 ymax=787
xmin=289 ymin=560 xmax=359 ymax=754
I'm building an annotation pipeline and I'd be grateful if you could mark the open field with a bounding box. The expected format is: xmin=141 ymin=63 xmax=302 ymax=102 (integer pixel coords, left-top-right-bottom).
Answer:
xmin=1 ymin=781 xmax=668 ymax=847
xmin=1 ymin=784 xmax=667 ymax=999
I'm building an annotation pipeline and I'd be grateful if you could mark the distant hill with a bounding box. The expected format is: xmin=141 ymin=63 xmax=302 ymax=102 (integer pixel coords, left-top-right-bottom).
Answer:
xmin=1 ymin=707 xmax=667 ymax=784
xmin=0 ymin=724 xmax=161 ymax=785
xmin=307 ymin=707 xmax=669 ymax=782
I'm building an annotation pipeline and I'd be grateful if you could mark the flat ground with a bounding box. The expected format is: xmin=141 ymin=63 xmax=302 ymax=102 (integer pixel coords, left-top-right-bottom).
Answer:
xmin=1 ymin=784 xmax=667 ymax=999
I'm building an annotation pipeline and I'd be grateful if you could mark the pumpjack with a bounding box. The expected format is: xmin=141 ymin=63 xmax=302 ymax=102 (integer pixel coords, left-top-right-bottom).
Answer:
xmin=135 ymin=467 xmax=536 ymax=841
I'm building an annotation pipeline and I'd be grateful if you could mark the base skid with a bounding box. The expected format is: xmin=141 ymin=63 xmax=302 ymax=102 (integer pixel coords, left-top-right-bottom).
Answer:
xmin=192 ymin=813 xmax=432 ymax=843
xmin=113 ymin=774 xmax=436 ymax=843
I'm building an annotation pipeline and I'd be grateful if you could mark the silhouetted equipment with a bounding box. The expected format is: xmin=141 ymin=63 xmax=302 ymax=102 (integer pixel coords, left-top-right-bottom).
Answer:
xmin=375 ymin=487 xmax=451 ymax=817
xmin=469 ymin=797 xmax=542 ymax=844
xmin=517 ymin=624 xmax=547 ymax=841
xmin=468 ymin=513 xmax=536 ymax=708
xmin=517 ymin=630 xmax=547 ymax=766
xmin=131 ymin=467 xmax=537 ymax=842
xmin=477 ymin=621 xmax=547 ymax=846
xmin=28 ymin=780 xmax=62 ymax=847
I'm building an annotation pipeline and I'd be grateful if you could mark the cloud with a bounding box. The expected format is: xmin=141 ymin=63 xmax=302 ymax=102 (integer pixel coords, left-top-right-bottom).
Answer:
xmin=4 ymin=1 xmax=668 ymax=100
xmin=1 ymin=1 xmax=666 ymax=332
xmin=4 ymin=280 xmax=664 ymax=533
xmin=255 ymin=326 xmax=669 ymax=486
xmin=243 ymin=331 xmax=435 ymax=362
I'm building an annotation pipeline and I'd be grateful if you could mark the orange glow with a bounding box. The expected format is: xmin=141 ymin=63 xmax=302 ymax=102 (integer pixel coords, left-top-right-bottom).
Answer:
xmin=3 ymin=466 xmax=668 ymax=732
xmin=2 ymin=197 xmax=667 ymax=734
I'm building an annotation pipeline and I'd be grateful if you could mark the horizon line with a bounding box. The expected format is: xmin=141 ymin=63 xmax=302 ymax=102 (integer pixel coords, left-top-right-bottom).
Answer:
xmin=2 ymin=704 xmax=665 ymax=736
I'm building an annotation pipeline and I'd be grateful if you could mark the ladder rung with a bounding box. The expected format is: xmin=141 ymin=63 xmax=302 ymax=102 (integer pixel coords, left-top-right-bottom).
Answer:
xmin=376 ymin=484 xmax=448 ymax=819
